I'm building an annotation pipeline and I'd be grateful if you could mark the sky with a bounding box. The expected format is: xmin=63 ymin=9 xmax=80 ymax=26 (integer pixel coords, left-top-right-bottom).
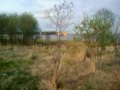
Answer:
xmin=0 ymin=0 xmax=120 ymax=33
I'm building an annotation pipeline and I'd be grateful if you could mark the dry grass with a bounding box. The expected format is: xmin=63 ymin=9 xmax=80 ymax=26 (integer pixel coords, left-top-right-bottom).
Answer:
xmin=0 ymin=41 xmax=120 ymax=90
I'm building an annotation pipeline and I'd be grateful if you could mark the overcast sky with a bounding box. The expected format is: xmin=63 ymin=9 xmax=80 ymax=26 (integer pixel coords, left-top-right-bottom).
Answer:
xmin=0 ymin=0 xmax=120 ymax=33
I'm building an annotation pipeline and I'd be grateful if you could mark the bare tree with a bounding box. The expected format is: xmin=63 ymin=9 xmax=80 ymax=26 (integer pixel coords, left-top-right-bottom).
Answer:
xmin=45 ymin=1 xmax=73 ymax=90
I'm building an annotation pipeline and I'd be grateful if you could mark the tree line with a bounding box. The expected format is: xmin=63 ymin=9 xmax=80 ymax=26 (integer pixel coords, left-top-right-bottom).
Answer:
xmin=0 ymin=13 xmax=39 ymax=45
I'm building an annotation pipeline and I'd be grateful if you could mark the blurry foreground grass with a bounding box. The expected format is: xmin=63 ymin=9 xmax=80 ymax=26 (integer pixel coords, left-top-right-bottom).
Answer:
xmin=0 ymin=41 xmax=120 ymax=90
xmin=0 ymin=50 xmax=39 ymax=90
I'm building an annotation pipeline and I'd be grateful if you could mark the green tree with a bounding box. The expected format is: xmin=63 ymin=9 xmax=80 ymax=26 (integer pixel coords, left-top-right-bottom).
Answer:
xmin=8 ymin=14 xmax=18 ymax=44
xmin=0 ymin=14 xmax=8 ymax=34
xmin=92 ymin=8 xmax=115 ymax=70
xmin=0 ymin=14 xmax=9 ymax=44
xmin=75 ymin=15 xmax=94 ymax=46
xmin=19 ymin=13 xmax=38 ymax=44
xmin=75 ymin=15 xmax=97 ymax=72
xmin=75 ymin=8 xmax=115 ymax=70
xmin=92 ymin=8 xmax=115 ymax=50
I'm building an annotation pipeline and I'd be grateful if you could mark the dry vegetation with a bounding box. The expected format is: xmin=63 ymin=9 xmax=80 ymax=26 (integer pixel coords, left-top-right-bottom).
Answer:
xmin=0 ymin=41 xmax=120 ymax=90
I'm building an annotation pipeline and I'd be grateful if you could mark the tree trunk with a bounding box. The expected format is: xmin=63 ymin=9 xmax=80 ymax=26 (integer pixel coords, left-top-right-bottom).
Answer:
xmin=50 ymin=60 xmax=60 ymax=90
xmin=9 ymin=34 xmax=16 ymax=50
xmin=50 ymin=34 xmax=61 ymax=90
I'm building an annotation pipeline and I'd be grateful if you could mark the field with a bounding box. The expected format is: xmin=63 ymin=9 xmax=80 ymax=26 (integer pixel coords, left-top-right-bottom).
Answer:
xmin=0 ymin=41 xmax=120 ymax=90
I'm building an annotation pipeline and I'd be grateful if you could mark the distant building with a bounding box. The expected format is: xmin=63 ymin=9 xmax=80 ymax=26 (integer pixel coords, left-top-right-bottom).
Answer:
xmin=41 ymin=31 xmax=73 ymax=40
xmin=56 ymin=32 xmax=68 ymax=36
